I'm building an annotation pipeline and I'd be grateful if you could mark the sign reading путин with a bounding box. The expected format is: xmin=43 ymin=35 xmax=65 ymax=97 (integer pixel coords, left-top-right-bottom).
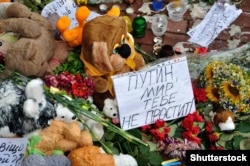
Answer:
xmin=112 ymin=56 xmax=196 ymax=130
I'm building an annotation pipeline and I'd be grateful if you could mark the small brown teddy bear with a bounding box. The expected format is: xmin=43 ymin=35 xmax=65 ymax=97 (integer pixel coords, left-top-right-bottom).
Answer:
xmin=0 ymin=2 xmax=56 ymax=78
xmin=80 ymin=15 xmax=145 ymax=110
xmin=35 ymin=120 xmax=93 ymax=155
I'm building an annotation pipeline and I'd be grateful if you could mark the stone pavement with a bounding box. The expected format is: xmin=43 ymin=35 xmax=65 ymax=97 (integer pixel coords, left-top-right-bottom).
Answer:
xmin=89 ymin=0 xmax=250 ymax=56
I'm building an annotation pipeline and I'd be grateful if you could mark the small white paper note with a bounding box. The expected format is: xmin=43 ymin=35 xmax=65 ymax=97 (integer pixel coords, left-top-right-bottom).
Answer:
xmin=0 ymin=138 xmax=28 ymax=166
xmin=187 ymin=3 xmax=242 ymax=47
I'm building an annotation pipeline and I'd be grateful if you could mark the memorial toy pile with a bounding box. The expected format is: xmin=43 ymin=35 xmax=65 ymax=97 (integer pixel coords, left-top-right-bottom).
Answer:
xmin=0 ymin=1 xmax=249 ymax=166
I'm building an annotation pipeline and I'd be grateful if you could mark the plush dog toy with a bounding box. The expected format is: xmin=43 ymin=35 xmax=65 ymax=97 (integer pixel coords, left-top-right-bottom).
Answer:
xmin=210 ymin=106 xmax=236 ymax=132
xmin=0 ymin=2 xmax=56 ymax=78
xmin=80 ymin=14 xmax=145 ymax=110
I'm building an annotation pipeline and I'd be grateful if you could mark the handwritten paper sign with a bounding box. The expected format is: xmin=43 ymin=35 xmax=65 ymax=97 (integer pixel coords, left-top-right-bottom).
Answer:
xmin=187 ymin=3 xmax=242 ymax=47
xmin=41 ymin=0 xmax=78 ymax=29
xmin=112 ymin=56 xmax=196 ymax=130
xmin=0 ymin=138 xmax=27 ymax=166
xmin=41 ymin=0 xmax=101 ymax=29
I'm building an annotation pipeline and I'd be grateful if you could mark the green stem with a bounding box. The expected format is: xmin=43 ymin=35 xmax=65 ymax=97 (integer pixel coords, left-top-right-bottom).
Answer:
xmin=45 ymin=89 xmax=148 ymax=147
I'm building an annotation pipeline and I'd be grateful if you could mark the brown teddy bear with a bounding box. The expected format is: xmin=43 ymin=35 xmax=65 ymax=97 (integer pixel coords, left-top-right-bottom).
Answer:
xmin=34 ymin=120 xmax=93 ymax=155
xmin=0 ymin=2 xmax=56 ymax=78
xmin=80 ymin=15 xmax=146 ymax=110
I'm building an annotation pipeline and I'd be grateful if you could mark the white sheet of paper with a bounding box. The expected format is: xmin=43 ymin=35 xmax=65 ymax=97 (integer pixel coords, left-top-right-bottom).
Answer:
xmin=187 ymin=3 xmax=242 ymax=47
xmin=41 ymin=0 xmax=101 ymax=29
xmin=112 ymin=56 xmax=196 ymax=130
xmin=0 ymin=138 xmax=28 ymax=166
xmin=41 ymin=0 xmax=78 ymax=29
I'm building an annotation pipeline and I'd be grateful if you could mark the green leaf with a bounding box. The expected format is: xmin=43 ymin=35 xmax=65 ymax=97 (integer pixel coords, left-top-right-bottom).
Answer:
xmin=144 ymin=141 xmax=157 ymax=151
xmin=173 ymin=125 xmax=184 ymax=138
xmin=139 ymin=144 xmax=150 ymax=155
xmin=237 ymin=120 xmax=250 ymax=133
xmin=216 ymin=140 xmax=226 ymax=148
xmin=168 ymin=124 xmax=178 ymax=137
xmin=147 ymin=151 xmax=163 ymax=166
xmin=239 ymin=138 xmax=250 ymax=150
xmin=197 ymin=121 xmax=205 ymax=128
xmin=105 ymin=130 xmax=116 ymax=141
xmin=105 ymin=142 xmax=120 ymax=154
xmin=137 ymin=155 xmax=149 ymax=166
xmin=220 ymin=133 xmax=234 ymax=141
xmin=128 ymin=129 xmax=142 ymax=140
xmin=236 ymin=114 xmax=250 ymax=121
xmin=238 ymin=132 xmax=250 ymax=138
xmin=225 ymin=140 xmax=233 ymax=149
xmin=233 ymin=135 xmax=244 ymax=150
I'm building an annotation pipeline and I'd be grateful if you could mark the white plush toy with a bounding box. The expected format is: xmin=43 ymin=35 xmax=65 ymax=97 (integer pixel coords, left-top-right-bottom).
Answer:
xmin=23 ymin=78 xmax=47 ymax=119
xmin=54 ymin=102 xmax=77 ymax=123
xmin=80 ymin=110 xmax=104 ymax=140
xmin=103 ymin=98 xmax=120 ymax=124
xmin=0 ymin=79 xmax=56 ymax=137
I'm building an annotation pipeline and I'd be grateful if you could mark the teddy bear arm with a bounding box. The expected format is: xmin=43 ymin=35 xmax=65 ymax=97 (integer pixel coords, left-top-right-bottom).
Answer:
xmin=55 ymin=139 xmax=79 ymax=152
xmin=0 ymin=18 xmax=42 ymax=38
xmin=6 ymin=3 xmax=53 ymax=30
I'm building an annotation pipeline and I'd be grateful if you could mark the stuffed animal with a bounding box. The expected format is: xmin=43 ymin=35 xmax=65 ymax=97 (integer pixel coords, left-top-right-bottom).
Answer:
xmin=210 ymin=108 xmax=235 ymax=132
xmin=34 ymin=120 xmax=93 ymax=155
xmin=46 ymin=40 xmax=73 ymax=74
xmin=0 ymin=78 xmax=56 ymax=137
xmin=103 ymin=98 xmax=120 ymax=124
xmin=56 ymin=5 xmax=120 ymax=47
xmin=81 ymin=109 xmax=105 ymax=141
xmin=80 ymin=14 xmax=146 ymax=112
xmin=68 ymin=145 xmax=138 ymax=166
xmin=0 ymin=77 xmax=77 ymax=137
xmin=67 ymin=132 xmax=138 ymax=166
xmin=22 ymin=154 xmax=71 ymax=166
xmin=0 ymin=2 xmax=56 ymax=78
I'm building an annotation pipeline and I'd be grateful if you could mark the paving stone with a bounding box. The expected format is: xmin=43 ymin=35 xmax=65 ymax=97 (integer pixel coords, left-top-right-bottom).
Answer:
xmin=89 ymin=1 xmax=250 ymax=55
xmin=167 ymin=20 xmax=188 ymax=34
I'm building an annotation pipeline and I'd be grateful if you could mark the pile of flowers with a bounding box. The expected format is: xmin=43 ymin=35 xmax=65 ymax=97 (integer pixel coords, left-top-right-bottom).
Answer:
xmin=200 ymin=61 xmax=250 ymax=114
xmin=44 ymin=71 xmax=94 ymax=99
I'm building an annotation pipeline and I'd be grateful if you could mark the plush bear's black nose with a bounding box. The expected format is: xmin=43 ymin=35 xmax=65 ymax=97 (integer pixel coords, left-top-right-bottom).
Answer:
xmin=72 ymin=115 xmax=77 ymax=120
xmin=117 ymin=43 xmax=131 ymax=59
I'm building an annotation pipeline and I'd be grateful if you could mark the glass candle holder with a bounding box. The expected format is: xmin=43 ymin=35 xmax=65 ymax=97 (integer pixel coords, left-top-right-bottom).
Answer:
xmin=166 ymin=1 xmax=187 ymax=21
xmin=151 ymin=14 xmax=168 ymax=37
xmin=152 ymin=0 xmax=164 ymax=11
xmin=132 ymin=16 xmax=147 ymax=38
